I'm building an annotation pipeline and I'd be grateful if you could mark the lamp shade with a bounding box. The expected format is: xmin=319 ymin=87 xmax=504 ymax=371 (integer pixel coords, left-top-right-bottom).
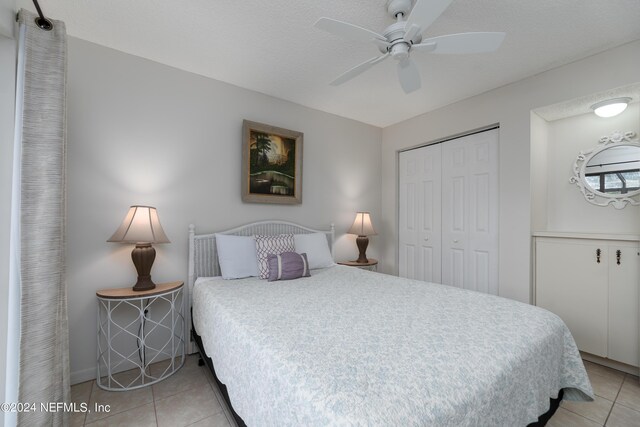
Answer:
xmin=347 ymin=212 xmax=377 ymax=236
xmin=107 ymin=206 xmax=170 ymax=244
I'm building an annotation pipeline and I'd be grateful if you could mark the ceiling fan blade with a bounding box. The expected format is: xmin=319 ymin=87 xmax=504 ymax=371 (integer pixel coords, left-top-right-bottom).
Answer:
xmin=411 ymin=42 xmax=436 ymax=53
xmin=405 ymin=0 xmax=453 ymax=34
xmin=403 ymin=24 xmax=421 ymax=43
xmin=330 ymin=54 xmax=390 ymax=86
xmin=397 ymin=59 xmax=421 ymax=94
xmin=418 ymin=32 xmax=506 ymax=54
xmin=314 ymin=17 xmax=386 ymax=43
xmin=372 ymin=38 xmax=391 ymax=51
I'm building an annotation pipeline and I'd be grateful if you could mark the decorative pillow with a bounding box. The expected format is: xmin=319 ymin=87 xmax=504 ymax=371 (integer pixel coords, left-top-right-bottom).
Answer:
xmin=267 ymin=252 xmax=311 ymax=281
xmin=215 ymin=234 xmax=260 ymax=279
xmin=294 ymin=233 xmax=334 ymax=269
xmin=254 ymin=234 xmax=295 ymax=279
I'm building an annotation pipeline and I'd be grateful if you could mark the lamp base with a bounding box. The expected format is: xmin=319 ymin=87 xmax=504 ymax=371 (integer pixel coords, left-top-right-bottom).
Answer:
xmin=355 ymin=235 xmax=369 ymax=263
xmin=131 ymin=244 xmax=157 ymax=291
xmin=132 ymin=275 xmax=156 ymax=292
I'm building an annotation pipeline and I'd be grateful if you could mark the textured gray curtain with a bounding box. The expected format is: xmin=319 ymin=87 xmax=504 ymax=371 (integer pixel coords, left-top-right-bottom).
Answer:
xmin=16 ymin=9 xmax=70 ymax=426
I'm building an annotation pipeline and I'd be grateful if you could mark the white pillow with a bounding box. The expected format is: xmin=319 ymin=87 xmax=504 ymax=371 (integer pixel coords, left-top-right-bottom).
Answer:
xmin=215 ymin=234 xmax=260 ymax=279
xmin=294 ymin=233 xmax=334 ymax=269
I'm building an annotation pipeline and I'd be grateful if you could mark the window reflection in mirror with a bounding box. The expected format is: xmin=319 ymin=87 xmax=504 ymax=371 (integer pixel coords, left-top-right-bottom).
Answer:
xmin=584 ymin=145 xmax=640 ymax=194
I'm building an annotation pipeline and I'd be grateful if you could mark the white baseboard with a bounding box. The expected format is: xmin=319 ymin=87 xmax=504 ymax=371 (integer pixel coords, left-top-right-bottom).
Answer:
xmin=71 ymin=367 xmax=95 ymax=385
xmin=580 ymin=351 xmax=640 ymax=376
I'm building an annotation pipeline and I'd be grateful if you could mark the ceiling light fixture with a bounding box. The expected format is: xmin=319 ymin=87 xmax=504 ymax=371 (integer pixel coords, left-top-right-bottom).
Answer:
xmin=591 ymin=97 xmax=632 ymax=118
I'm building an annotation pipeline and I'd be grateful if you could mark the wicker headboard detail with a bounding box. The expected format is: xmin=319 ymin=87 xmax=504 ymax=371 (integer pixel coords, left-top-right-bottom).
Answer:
xmin=188 ymin=220 xmax=334 ymax=291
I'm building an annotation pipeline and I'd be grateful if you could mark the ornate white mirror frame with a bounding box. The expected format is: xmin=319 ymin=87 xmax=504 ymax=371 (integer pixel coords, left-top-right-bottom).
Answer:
xmin=570 ymin=130 xmax=640 ymax=209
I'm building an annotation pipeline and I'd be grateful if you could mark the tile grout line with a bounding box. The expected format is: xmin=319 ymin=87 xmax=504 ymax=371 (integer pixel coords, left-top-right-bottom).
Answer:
xmin=554 ymin=360 xmax=631 ymax=426
xmin=559 ymin=407 xmax=600 ymax=426
xmin=561 ymin=401 xmax=611 ymax=425
xmin=85 ymin=379 xmax=156 ymax=425
xmin=603 ymin=373 xmax=626 ymax=426
xmin=610 ymin=374 xmax=640 ymax=414
xmin=82 ymin=380 xmax=94 ymax=427
xmin=151 ymin=380 xmax=159 ymax=427
xmin=205 ymin=367 xmax=234 ymax=426
xmin=614 ymin=400 xmax=640 ymax=413
xmin=205 ymin=366 xmax=231 ymax=426
xmin=88 ymin=400 xmax=154 ymax=424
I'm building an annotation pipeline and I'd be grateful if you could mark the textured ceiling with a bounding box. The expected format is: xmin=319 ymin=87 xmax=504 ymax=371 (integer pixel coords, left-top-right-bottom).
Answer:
xmin=17 ymin=0 xmax=640 ymax=127
xmin=535 ymin=83 xmax=640 ymax=122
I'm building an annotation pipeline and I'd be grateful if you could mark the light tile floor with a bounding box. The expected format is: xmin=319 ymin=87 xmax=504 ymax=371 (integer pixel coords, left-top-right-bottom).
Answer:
xmin=549 ymin=361 xmax=640 ymax=427
xmin=72 ymin=355 xmax=640 ymax=426
xmin=72 ymin=355 xmax=237 ymax=427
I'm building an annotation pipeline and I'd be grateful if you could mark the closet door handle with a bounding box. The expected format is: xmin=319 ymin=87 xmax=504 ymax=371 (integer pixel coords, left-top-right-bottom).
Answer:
xmin=596 ymin=248 xmax=601 ymax=263
xmin=616 ymin=249 xmax=621 ymax=265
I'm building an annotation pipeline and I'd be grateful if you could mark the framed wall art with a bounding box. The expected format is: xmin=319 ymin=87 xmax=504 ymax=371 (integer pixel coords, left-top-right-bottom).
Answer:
xmin=242 ymin=120 xmax=303 ymax=204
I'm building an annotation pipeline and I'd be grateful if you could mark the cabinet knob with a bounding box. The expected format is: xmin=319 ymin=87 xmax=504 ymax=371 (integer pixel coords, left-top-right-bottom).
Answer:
xmin=616 ymin=249 xmax=621 ymax=265
xmin=453 ymin=239 xmax=459 ymax=243
xmin=596 ymin=248 xmax=601 ymax=263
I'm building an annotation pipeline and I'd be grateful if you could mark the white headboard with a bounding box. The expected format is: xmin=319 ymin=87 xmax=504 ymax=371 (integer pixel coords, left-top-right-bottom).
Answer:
xmin=186 ymin=220 xmax=334 ymax=352
xmin=188 ymin=220 xmax=334 ymax=288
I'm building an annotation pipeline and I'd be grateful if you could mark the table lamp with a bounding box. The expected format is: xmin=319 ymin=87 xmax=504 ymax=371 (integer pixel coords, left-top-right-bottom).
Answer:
xmin=347 ymin=212 xmax=377 ymax=263
xmin=108 ymin=206 xmax=170 ymax=291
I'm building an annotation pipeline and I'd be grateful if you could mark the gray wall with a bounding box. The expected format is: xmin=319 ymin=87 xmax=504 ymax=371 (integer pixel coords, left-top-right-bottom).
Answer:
xmin=381 ymin=40 xmax=640 ymax=304
xmin=0 ymin=0 xmax=16 ymax=422
xmin=0 ymin=0 xmax=14 ymax=38
xmin=66 ymin=37 xmax=382 ymax=383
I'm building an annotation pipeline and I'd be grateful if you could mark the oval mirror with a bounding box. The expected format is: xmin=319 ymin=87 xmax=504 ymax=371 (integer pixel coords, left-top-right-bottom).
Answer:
xmin=583 ymin=145 xmax=640 ymax=196
xmin=570 ymin=131 xmax=640 ymax=209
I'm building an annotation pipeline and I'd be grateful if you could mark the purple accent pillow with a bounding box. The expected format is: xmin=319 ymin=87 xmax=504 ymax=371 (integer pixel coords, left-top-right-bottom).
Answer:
xmin=267 ymin=252 xmax=311 ymax=282
xmin=255 ymin=234 xmax=295 ymax=279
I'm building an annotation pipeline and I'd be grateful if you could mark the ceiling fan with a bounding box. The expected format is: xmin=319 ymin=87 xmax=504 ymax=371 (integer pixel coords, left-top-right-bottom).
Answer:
xmin=314 ymin=0 xmax=506 ymax=94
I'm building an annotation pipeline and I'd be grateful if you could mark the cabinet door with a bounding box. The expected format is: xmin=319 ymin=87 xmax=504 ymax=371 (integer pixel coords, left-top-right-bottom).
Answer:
xmin=608 ymin=244 xmax=639 ymax=366
xmin=536 ymin=239 xmax=608 ymax=357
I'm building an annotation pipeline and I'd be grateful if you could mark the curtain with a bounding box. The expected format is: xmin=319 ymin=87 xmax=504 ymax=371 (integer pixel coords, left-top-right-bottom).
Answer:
xmin=14 ymin=9 xmax=70 ymax=426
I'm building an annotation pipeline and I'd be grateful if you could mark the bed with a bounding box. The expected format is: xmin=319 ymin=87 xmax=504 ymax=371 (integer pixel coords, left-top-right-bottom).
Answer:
xmin=188 ymin=221 xmax=593 ymax=426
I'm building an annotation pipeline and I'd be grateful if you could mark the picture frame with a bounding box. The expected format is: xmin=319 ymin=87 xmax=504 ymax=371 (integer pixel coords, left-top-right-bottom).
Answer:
xmin=242 ymin=120 xmax=303 ymax=204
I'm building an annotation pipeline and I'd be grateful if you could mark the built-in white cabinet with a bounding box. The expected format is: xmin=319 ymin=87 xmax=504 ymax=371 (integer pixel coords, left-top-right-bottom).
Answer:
xmin=534 ymin=233 xmax=639 ymax=367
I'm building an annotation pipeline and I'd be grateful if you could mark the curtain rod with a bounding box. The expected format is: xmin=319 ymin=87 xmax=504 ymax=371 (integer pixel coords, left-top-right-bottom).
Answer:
xmin=32 ymin=0 xmax=53 ymax=31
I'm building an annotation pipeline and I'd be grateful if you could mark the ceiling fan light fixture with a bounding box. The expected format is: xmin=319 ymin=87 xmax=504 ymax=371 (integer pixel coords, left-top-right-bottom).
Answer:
xmin=315 ymin=0 xmax=504 ymax=93
xmin=390 ymin=42 xmax=410 ymax=60
xmin=591 ymin=97 xmax=632 ymax=118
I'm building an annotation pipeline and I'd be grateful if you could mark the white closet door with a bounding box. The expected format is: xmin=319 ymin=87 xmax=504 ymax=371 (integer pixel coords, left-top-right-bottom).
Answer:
xmin=441 ymin=129 xmax=499 ymax=293
xmin=399 ymin=144 xmax=442 ymax=282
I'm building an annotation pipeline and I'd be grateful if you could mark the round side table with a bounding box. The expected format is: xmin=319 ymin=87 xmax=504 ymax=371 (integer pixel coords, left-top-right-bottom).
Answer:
xmin=338 ymin=258 xmax=379 ymax=271
xmin=96 ymin=281 xmax=185 ymax=391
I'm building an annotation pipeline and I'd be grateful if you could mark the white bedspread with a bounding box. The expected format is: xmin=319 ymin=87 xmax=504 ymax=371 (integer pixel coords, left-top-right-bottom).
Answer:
xmin=192 ymin=266 xmax=592 ymax=426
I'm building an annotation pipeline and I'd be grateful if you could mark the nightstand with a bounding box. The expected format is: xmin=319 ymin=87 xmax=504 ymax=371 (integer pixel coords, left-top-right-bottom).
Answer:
xmin=96 ymin=281 xmax=185 ymax=391
xmin=338 ymin=258 xmax=378 ymax=272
